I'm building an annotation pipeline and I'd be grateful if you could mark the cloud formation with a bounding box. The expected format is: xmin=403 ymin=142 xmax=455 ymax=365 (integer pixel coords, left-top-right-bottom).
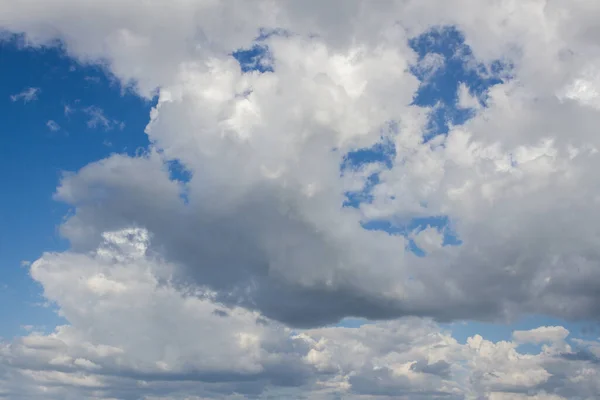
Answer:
xmin=2 ymin=0 xmax=600 ymax=397
xmin=0 ymin=228 xmax=596 ymax=399
xmin=46 ymin=120 xmax=60 ymax=132
xmin=10 ymin=87 xmax=40 ymax=103
xmin=83 ymin=106 xmax=124 ymax=131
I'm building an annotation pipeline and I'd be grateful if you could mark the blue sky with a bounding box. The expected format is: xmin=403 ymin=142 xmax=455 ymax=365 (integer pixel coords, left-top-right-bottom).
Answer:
xmin=0 ymin=29 xmax=593 ymax=349
xmin=0 ymin=36 xmax=152 ymax=338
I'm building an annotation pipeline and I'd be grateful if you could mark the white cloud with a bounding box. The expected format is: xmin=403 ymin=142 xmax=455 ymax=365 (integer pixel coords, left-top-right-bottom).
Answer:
xmin=46 ymin=120 xmax=60 ymax=132
xmin=513 ymin=326 xmax=570 ymax=345
xmin=10 ymin=87 xmax=40 ymax=103
xmin=83 ymin=106 xmax=122 ymax=131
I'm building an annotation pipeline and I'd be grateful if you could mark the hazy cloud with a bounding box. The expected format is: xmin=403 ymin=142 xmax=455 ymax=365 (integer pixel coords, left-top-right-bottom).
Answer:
xmin=10 ymin=87 xmax=40 ymax=103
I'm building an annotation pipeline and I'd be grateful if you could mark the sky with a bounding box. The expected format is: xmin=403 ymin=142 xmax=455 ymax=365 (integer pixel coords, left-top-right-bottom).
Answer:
xmin=1 ymin=1 xmax=600 ymax=399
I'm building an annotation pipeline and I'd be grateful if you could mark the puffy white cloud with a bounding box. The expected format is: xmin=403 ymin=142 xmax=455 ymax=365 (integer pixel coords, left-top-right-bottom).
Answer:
xmin=513 ymin=326 xmax=570 ymax=345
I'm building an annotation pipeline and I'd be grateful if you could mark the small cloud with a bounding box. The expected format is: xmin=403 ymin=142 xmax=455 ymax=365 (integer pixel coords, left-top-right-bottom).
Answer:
xmin=84 ymin=106 xmax=111 ymax=129
xmin=20 ymin=260 xmax=31 ymax=268
xmin=83 ymin=106 xmax=123 ymax=131
xmin=46 ymin=120 xmax=61 ymax=132
xmin=21 ymin=325 xmax=34 ymax=332
xmin=32 ymin=301 xmax=53 ymax=309
xmin=64 ymin=104 xmax=74 ymax=116
xmin=84 ymin=76 xmax=101 ymax=84
xmin=10 ymin=87 xmax=40 ymax=103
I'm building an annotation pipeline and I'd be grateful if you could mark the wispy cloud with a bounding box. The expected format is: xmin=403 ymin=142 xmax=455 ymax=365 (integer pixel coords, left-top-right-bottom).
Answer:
xmin=84 ymin=76 xmax=101 ymax=84
xmin=83 ymin=106 xmax=124 ymax=131
xmin=64 ymin=104 xmax=75 ymax=116
xmin=46 ymin=120 xmax=61 ymax=132
xmin=10 ymin=87 xmax=40 ymax=103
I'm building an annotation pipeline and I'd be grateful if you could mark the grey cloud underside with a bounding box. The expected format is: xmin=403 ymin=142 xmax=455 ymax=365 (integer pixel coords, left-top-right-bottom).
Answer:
xmin=54 ymin=147 xmax=600 ymax=327
xmin=54 ymin=155 xmax=408 ymax=327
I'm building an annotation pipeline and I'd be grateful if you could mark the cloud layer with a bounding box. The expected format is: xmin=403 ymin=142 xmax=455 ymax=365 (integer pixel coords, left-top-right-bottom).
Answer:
xmin=0 ymin=228 xmax=598 ymax=399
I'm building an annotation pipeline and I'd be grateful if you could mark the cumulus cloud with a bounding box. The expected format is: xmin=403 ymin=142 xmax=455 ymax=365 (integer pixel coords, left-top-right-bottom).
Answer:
xmin=513 ymin=326 xmax=570 ymax=345
xmin=10 ymin=87 xmax=40 ymax=103
xmin=2 ymin=0 xmax=600 ymax=397
xmin=0 ymin=228 xmax=596 ymax=399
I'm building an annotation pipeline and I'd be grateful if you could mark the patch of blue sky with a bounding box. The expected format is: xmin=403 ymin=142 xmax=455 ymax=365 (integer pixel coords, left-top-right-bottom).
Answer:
xmin=409 ymin=26 xmax=510 ymax=141
xmin=342 ymin=173 xmax=381 ymax=209
xmin=341 ymin=135 xmax=396 ymax=208
xmin=231 ymin=30 xmax=290 ymax=74
xmin=232 ymin=44 xmax=274 ymax=74
xmin=362 ymin=216 xmax=461 ymax=256
xmin=334 ymin=318 xmax=370 ymax=329
xmin=165 ymin=159 xmax=192 ymax=204
xmin=231 ymin=29 xmax=306 ymax=74
xmin=0 ymin=35 xmax=153 ymax=338
xmin=342 ymin=136 xmax=396 ymax=170
xmin=340 ymin=122 xmax=400 ymax=207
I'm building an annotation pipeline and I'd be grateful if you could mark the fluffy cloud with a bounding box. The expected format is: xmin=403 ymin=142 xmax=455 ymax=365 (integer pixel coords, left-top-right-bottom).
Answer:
xmin=0 ymin=228 xmax=598 ymax=399
xmin=513 ymin=326 xmax=570 ymax=345
xmin=3 ymin=0 xmax=600 ymax=397
xmin=38 ymin=19 xmax=600 ymax=326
